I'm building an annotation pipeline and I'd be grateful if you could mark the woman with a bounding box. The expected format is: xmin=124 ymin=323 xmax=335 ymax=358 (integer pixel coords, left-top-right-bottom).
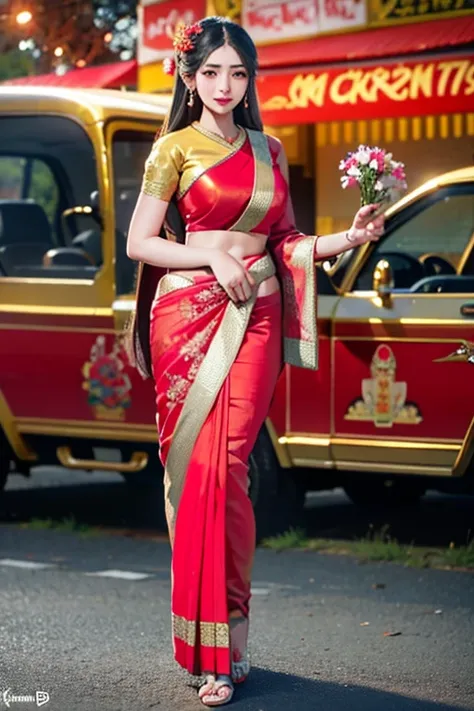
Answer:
xmin=126 ymin=16 xmax=384 ymax=707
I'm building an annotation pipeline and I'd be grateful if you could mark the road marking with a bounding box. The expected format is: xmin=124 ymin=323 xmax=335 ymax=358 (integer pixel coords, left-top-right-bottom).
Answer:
xmin=84 ymin=569 xmax=152 ymax=581
xmin=251 ymin=587 xmax=271 ymax=595
xmin=0 ymin=558 xmax=57 ymax=570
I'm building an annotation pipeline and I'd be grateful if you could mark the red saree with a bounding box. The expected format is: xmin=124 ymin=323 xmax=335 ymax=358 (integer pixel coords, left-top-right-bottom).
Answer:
xmin=150 ymin=254 xmax=281 ymax=675
xmin=133 ymin=124 xmax=320 ymax=678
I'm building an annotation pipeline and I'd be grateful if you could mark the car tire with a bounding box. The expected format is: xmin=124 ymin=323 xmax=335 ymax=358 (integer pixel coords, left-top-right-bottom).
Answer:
xmin=0 ymin=436 xmax=11 ymax=495
xmin=343 ymin=478 xmax=425 ymax=509
xmin=121 ymin=455 xmax=167 ymax=530
xmin=121 ymin=431 xmax=306 ymax=538
xmin=250 ymin=426 xmax=305 ymax=542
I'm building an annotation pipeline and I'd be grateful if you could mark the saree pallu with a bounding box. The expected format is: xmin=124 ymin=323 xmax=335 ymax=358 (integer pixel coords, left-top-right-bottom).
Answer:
xmin=149 ymin=253 xmax=281 ymax=676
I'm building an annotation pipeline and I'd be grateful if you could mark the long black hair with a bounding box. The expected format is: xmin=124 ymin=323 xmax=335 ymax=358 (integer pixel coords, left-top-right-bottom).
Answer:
xmin=129 ymin=16 xmax=262 ymax=379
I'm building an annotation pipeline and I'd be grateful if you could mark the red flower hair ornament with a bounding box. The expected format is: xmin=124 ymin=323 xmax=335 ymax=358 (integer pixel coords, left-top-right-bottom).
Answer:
xmin=162 ymin=22 xmax=202 ymax=76
xmin=172 ymin=21 xmax=203 ymax=53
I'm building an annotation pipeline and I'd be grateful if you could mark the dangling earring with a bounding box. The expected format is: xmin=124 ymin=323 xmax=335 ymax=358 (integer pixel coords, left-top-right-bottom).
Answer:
xmin=187 ymin=89 xmax=194 ymax=108
xmin=244 ymin=94 xmax=249 ymax=109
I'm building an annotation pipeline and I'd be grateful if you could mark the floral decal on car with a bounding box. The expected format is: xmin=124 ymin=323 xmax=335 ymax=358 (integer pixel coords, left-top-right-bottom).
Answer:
xmin=344 ymin=344 xmax=422 ymax=428
xmin=82 ymin=335 xmax=132 ymax=420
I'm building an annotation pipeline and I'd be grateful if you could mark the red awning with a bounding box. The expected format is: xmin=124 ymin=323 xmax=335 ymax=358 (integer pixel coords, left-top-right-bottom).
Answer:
xmin=258 ymin=16 xmax=474 ymax=70
xmin=3 ymin=59 xmax=137 ymax=88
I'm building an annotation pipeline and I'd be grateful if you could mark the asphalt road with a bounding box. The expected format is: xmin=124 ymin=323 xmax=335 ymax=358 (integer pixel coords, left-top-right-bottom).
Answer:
xmin=0 ymin=525 xmax=473 ymax=711
xmin=0 ymin=467 xmax=473 ymax=711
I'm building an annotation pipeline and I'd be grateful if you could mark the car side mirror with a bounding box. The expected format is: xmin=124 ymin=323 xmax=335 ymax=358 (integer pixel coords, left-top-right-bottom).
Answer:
xmin=373 ymin=258 xmax=394 ymax=308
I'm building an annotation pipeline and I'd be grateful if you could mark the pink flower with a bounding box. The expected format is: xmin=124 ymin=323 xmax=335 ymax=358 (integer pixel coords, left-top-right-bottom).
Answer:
xmin=369 ymin=148 xmax=385 ymax=173
xmin=341 ymin=175 xmax=358 ymax=189
xmin=344 ymin=156 xmax=358 ymax=171
xmin=392 ymin=164 xmax=406 ymax=181
xmin=163 ymin=57 xmax=176 ymax=76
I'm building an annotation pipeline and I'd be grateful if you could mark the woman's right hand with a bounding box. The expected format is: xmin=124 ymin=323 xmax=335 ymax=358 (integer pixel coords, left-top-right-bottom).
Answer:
xmin=209 ymin=250 xmax=256 ymax=303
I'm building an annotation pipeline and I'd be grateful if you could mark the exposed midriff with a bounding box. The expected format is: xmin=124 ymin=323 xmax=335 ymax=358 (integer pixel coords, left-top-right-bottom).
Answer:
xmin=169 ymin=229 xmax=280 ymax=298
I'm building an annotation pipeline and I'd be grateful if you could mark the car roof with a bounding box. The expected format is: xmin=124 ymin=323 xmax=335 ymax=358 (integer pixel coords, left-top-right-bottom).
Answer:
xmin=387 ymin=165 xmax=474 ymax=216
xmin=0 ymin=86 xmax=172 ymax=124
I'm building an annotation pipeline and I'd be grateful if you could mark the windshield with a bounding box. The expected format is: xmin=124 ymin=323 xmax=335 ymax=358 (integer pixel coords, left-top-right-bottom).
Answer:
xmin=0 ymin=114 xmax=101 ymax=279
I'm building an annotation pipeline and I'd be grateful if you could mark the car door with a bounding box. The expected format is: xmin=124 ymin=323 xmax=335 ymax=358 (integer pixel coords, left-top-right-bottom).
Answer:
xmin=0 ymin=112 xmax=116 ymax=445
xmin=108 ymin=121 xmax=160 ymax=436
xmin=331 ymin=181 xmax=474 ymax=476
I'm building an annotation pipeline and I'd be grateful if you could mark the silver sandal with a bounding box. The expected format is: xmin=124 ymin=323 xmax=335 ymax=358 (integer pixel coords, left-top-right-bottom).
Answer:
xmin=198 ymin=674 xmax=234 ymax=707
xmin=230 ymin=616 xmax=250 ymax=684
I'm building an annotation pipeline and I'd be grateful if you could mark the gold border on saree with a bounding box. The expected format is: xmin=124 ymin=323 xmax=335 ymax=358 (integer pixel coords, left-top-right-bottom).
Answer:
xmin=284 ymin=236 xmax=319 ymax=371
xmin=157 ymin=273 xmax=194 ymax=299
xmin=172 ymin=613 xmax=230 ymax=649
xmin=230 ymin=129 xmax=275 ymax=234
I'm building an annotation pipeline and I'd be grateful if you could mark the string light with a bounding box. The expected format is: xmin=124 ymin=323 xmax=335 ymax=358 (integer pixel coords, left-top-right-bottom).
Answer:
xmin=16 ymin=10 xmax=33 ymax=25
xmin=76 ymin=59 xmax=86 ymax=68
xmin=54 ymin=46 xmax=64 ymax=57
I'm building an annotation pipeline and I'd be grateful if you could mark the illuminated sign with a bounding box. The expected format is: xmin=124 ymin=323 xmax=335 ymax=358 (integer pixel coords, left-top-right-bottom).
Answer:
xmin=258 ymin=57 xmax=474 ymax=124
xmin=369 ymin=0 xmax=474 ymax=23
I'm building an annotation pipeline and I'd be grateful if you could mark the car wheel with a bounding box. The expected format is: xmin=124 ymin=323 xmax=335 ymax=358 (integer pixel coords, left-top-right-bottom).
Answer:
xmin=343 ymin=478 xmax=425 ymax=509
xmin=250 ymin=426 xmax=305 ymax=542
xmin=0 ymin=448 xmax=10 ymax=495
xmin=121 ymin=456 xmax=167 ymax=530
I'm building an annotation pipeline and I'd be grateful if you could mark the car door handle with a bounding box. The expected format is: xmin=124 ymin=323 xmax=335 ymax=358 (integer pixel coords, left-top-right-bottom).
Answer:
xmin=461 ymin=302 xmax=474 ymax=317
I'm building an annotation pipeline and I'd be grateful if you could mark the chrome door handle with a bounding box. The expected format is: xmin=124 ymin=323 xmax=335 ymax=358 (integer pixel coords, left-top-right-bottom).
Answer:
xmin=56 ymin=446 xmax=149 ymax=472
xmin=461 ymin=303 xmax=474 ymax=317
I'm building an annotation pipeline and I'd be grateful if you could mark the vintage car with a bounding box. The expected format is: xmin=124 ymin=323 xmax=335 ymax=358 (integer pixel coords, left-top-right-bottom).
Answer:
xmin=0 ymin=87 xmax=473 ymax=538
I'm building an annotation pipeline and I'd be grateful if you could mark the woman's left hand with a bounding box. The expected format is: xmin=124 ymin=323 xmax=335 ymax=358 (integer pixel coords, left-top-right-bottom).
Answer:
xmin=346 ymin=204 xmax=386 ymax=247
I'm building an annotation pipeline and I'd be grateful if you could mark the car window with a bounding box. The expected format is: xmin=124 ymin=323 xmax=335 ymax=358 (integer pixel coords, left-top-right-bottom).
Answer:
xmin=0 ymin=156 xmax=59 ymax=242
xmin=354 ymin=185 xmax=474 ymax=294
xmin=29 ymin=159 xmax=60 ymax=238
xmin=0 ymin=157 xmax=25 ymax=199
xmin=0 ymin=115 xmax=100 ymax=281
xmin=112 ymin=128 xmax=156 ymax=295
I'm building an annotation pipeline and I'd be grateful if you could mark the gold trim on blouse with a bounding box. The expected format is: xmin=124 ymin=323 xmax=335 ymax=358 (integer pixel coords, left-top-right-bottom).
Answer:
xmin=191 ymin=121 xmax=246 ymax=151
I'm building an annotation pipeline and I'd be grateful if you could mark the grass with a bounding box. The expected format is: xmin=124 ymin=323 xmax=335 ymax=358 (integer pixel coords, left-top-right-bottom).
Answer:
xmin=17 ymin=518 xmax=474 ymax=570
xmin=20 ymin=516 xmax=100 ymax=537
xmin=261 ymin=525 xmax=474 ymax=570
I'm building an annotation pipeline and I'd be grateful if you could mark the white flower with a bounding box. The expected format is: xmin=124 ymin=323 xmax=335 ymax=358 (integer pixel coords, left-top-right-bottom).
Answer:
xmin=356 ymin=149 xmax=370 ymax=165
xmin=347 ymin=165 xmax=361 ymax=178
xmin=341 ymin=176 xmax=349 ymax=189
xmin=339 ymin=159 xmax=346 ymax=170
xmin=369 ymin=159 xmax=379 ymax=170
xmin=375 ymin=180 xmax=384 ymax=191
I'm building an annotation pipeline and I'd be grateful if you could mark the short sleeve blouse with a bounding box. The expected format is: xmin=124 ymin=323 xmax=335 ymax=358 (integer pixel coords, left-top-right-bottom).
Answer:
xmin=141 ymin=134 xmax=184 ymax=202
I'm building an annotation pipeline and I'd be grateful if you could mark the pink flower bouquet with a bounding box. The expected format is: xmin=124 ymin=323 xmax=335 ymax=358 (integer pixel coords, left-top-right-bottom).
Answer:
xmin=339 ymin=145 xmax=407 ymax=209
